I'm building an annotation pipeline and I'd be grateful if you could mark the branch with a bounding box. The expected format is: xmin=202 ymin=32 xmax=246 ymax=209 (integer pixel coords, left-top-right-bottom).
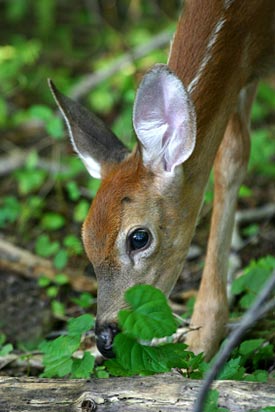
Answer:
xmin=0 ymin=237 xmax=96 ymax=293
xmin=0 ymin=149 xmax=69 ymax=177
xmin=70 ymin=29 xmax=173 ymax=100
xmin=1 ymin=373 xmax=275 ymax=411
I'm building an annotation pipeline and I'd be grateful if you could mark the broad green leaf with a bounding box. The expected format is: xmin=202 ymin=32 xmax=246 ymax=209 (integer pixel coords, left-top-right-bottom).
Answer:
xmin=54 ymin=273 xmax=69 ymax=285
xmin=53 ymin=248 xmax=68 ymax=270
xmin=40 ymin=335 xmax=80 ymax=359
xmin=47 ymin=116 xmax=64 ymax=139
xmin=41 ymin=212 xmax=65 ymax=230
xmin=29 ymin=105 xmax=53 ymax=122
xmin=71 ymin=292 xmax=94 ymax=309
xmin=0 ymin=343 xmax=13 ymax=356
xmin=74 ymin=200 xmax=90 ymax=222
xmin=67 ymin=314 xmax=95 ymax=336
xmin=218 ymin=357 xmax=245 ymax=380
xmin=42 ymin=356 xmax=72 ymax=378
xmin=35 ymin=234 xmax=59 ymax=257
xmin=108 ymin=333 xmax=189 ymax=376
xmin=40 ymin=335 xmax=80 ymax=377
xmin=239 ymin=339 xmax=265 ymax=356
xmin=119 ymin=284 xmax=177 ymax=340
xmin=245 ymin=370 xmax=268 ymax=383
xmin=38 ymin=276 xmax=51 ymax=287
xmin=71 ymin=352 xmax=95 ymax=378
xmin=51 ymin=300 xmax=65 ymax=317
xmin=64 ymin=234 xmax=83 ymax=255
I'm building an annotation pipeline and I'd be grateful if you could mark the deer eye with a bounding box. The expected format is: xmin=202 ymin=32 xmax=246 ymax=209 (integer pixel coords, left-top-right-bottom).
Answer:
xmin=128 ymin=228 xmax=151 ymax=252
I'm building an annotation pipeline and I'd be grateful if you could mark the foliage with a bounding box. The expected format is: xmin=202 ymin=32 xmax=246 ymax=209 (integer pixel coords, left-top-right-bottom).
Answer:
xmin=40 ymin=314 xmax=95 ymax=378
xmin=1 ymin=6 xmax=275 ymax=411
xmin=231 ymin=256 xmax=275 ymax=310
xmin=106 ymin=285 xmax=202 ymax=376
xmin=0 ymin=334 xmax=13 ymax=356
xmin=204 ymin=389 xmax=229 ymax=412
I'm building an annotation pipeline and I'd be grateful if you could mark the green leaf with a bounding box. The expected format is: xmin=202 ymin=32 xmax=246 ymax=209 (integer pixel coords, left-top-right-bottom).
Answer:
xmin=118 ymin=284 xmax=177 ymax=340
xmin=204 ymin=389 xmax=229 ymax=412
xmin=71 ymin=292 xmax=94 ymax=308
xmin=53 ymin=248 xmax=68 ymax=270
xmin=14 ymin=168 xmax=47 ymax=195
xmin=41 ymin=212 xmax=65 ymax=230
xmin=95 ymin=366 xmax=109 ymax=379
xmin=231 ymin=256 xmax=275 ymax=309
xmin=239 ymin=185 xmax=252 ymax=198
xmin=0 ymin=196 xmax=21 ymax=228
xmin=242 ymin=224 xmax=259 ymax=237
xmin=0 ymin=343 xmax=13 ymax=356
xmin=38 ymin=276 xmax=51 ymax=288
xmin=29 ymin=105 xmax=53 ymax=122
xmin=40 ymin=335 xmax=80 ymax=377
xmin=35 ymin=234 xmax=59 ymax=257
xmin=245 ymin=370 xmax=268 ymax=383
xmin=67 ymin=314 xmax=95 ymax=336
xmin=63 ymin=234 xmax=83 ymax=255
xmin=257 ymin=407 xmax=275 ymax=412
xmin=0 ymin=334 xmax=6 ymax=346
xmin=87 ymin=179 xmax=101 ymax=198
xmin=42 ymin=355 xmax=73 ymax=378
xmin=218 ymin=357 xmax=245 ymax=380
xmin=0 ymin=96 xmax=8 ymax=127
xmin=239 ymin=339 xmax=265 ymax=356
xmin=46 ymin=116 xmax=64 ymax=139
xmin=51 ymin=300 xmax=65 ymax=317
xmin=46 ymin=285 xmax=59 ymax=298
xmin=71 ymin=352 xmax=95 ymax=378
xmin=107 ymin=333 xmax=189 ymax=376
xmin=54 ymin=273 xmax=69 ymax=285
xmin=25 ymin=150 xmax=39 ymax=169
xmin=74 ymin=199 xmax=90 ymax=222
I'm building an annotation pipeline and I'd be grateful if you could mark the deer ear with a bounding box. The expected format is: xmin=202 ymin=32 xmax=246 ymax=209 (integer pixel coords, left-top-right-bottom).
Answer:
xmin=133 ymin=64 xmax=196 ymax=173
xmin=48 ymin=80 xmax=129 ymax=179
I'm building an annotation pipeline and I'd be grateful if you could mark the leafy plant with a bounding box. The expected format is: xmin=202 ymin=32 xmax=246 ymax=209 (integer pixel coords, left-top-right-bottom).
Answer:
xmin=38 ymin=273 xmax=69 ymax=317
xmin=105 ymin=284 xmax=204 ymax=377
xmin=28 ymin=105 xmax=64 ymax=139
xmin=0 ymin=196 xmax=21 ymax=228
xmin=231 ymin=256 xmax=275 ymax=310
xmin=204 ymin=389 xmax=229 ymax=412
xmin=0 ymin=334 xmax=13 ymax=357
xmin=40 ymin=314 xmax=95 ymax=378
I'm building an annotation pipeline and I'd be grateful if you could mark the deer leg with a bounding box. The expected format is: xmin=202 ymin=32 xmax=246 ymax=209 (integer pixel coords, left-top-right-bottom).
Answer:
xmin=186 ymin=82 xmax=258 ymax=360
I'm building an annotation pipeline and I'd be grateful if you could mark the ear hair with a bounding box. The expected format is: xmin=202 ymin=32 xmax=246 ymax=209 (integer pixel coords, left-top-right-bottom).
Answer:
xmin=133 ymin=64 xmax=196 ymax=174
xmin=48 ymin=79 xmax=129 ymax=179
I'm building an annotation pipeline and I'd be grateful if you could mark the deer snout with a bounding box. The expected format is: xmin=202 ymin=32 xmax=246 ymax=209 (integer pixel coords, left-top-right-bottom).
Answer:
xmin=95 ymin=322 xmax=119 ymax=358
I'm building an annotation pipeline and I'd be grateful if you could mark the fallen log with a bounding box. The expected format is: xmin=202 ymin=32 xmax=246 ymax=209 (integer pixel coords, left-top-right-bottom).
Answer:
xmin=0 ymin=238 xmax=97 ymax=293
xmin=0 ymin=372 xmax=275 ymax=412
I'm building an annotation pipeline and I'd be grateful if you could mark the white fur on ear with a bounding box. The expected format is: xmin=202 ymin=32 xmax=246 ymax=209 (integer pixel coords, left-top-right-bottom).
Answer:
xmin=48 ymin=79 xmax=129 ymax=179
xmin=133 ymin=64 xmax=196 ymax=173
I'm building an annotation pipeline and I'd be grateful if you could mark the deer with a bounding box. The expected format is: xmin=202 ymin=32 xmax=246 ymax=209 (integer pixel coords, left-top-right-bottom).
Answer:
xmin=49 ymin=0 xmax=275 ymax=361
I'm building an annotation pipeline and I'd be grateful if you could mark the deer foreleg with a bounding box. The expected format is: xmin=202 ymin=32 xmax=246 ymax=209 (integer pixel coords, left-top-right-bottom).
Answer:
xmin=186 ymin=83 xmax=258 ymax=360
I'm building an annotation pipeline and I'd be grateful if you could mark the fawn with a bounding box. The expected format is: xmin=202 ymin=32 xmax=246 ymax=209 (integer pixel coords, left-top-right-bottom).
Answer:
xmin=49 ymin=0 xmax=275 ymax=360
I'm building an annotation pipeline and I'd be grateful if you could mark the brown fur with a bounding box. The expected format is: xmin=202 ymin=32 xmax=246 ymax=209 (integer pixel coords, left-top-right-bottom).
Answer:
xmin=82 ymin=0 xmax=274 ymax=358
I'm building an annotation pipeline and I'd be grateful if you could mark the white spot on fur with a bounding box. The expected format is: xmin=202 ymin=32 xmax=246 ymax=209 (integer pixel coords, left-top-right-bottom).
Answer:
xmin=188 ymin=18 xmax=226 ymax=94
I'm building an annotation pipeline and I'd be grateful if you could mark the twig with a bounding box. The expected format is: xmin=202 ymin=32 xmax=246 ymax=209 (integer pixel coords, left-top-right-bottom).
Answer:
xmin=193 ymin=268 xmax=275 ymax=412
xmin=0 ymin=237 xmax=97 ymax=293
xmin=0 ymin=149 xmax=69 ymax=177
xmin=232 ymin=203 xmax=275 ymax=250
xmin=70 ymin=29 xmax=173 ymax=100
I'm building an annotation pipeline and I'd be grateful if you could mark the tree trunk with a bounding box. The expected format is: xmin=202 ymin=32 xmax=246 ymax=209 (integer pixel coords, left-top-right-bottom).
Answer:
xmin=1 ymin=372 xmax=275 ymax=411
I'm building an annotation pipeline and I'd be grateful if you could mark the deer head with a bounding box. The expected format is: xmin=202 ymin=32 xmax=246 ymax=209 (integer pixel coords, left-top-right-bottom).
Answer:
xmin=49 ymin=64 xmax=197 ymax=357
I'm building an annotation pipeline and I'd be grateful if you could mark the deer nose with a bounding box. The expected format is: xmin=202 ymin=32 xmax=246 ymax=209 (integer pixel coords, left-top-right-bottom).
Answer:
xmin=96 ymin=323 xmax=119 ymax=358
